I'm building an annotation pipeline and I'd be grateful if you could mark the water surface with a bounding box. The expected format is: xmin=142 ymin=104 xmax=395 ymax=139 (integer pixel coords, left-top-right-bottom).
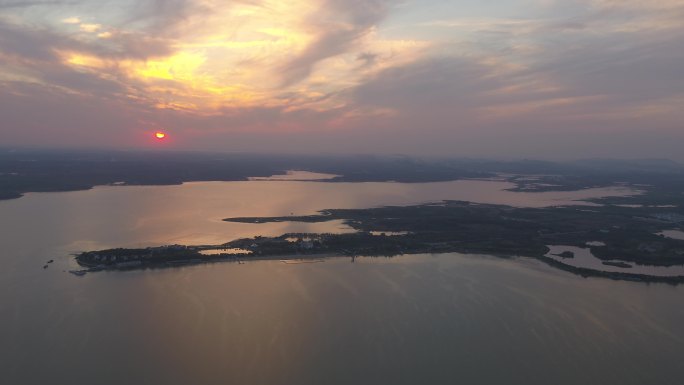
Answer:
xmin=0 ymin=179 xmax=635 ymax=249
xmin=248 ymin=170 xmax=340 ymax=181
xmin=1 ymin=180 xmax=682 ymax=385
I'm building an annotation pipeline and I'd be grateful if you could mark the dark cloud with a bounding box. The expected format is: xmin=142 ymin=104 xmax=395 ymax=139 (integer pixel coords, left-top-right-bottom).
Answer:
xmin=0 ymin=20 xmax=128 ymax=95
xmin=356 ymin=52 xmax=378 ymax=68
xmin=0 ymin=20 xmax=71 ymax=61
xmin=0 ymin=17 xmax=172 ymax=62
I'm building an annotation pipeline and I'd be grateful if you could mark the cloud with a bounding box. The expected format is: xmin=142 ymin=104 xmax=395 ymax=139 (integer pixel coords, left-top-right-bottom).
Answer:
xmin=0 ymin=81 xmax=139 ymax=145
xmin=61 ymin=16 xmax=80 ymax=24
xmin=79 ymin=22 xmax=100 ymax=32
xmin=340 ymin=6 xmax=684 ymax=157
xmin=1 ymin=0 xmax=684 ymax=161
xmin=0 ymin=19 xmax=68 ymax=62
xmin=356 ymin=52 xmax=378 ymax=68
xmin=0 ymin=1 xmax=78 ymax=9
xmin=354 ymin=56 xmax=501 ymax=112
xmin=278 ymin=0 xmax=392 ymax=86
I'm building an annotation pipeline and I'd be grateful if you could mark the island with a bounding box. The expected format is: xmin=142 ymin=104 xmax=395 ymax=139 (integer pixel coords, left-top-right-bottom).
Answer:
xmin=74 ymin=200 xmax=684 ymax=284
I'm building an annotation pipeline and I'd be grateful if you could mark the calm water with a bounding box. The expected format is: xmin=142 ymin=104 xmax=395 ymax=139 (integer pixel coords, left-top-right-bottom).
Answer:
xmin=1 ymin=180 xmax=683 ymax=385
xmin=0 ymin=179 xmax=634 ymax=250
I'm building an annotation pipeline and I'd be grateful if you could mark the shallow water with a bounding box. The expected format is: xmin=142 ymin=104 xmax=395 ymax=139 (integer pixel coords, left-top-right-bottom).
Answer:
xmin=546 ymin=245 xmax=684 ymax=276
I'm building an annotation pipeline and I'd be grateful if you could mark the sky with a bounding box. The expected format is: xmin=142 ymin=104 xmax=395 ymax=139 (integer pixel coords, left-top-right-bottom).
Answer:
xmin=1 ymin=0 xmax=683 ymax=160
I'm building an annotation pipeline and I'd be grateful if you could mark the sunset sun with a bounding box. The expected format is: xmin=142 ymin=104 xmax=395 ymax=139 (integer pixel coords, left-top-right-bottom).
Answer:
xmin=154 ymin=132 xmax=166 ymax=140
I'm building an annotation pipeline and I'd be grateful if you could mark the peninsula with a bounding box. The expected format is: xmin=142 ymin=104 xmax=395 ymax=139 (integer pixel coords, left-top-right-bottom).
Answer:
xmin=75 ymin=200 xmax=684 ymax=283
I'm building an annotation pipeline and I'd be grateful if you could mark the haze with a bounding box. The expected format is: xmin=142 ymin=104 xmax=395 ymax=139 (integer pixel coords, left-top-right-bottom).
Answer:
xmin=1 ymin=0 xmax=683 ymax=160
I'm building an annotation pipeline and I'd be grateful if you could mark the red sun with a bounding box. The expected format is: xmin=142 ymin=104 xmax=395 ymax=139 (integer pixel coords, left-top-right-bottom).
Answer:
xmin=154 ymin=132 xmax=166 ymax=140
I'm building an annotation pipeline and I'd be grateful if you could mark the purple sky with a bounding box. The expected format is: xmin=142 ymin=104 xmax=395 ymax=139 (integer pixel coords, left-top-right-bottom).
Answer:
xmin=1 ymin=0 xmax=683 ymax=160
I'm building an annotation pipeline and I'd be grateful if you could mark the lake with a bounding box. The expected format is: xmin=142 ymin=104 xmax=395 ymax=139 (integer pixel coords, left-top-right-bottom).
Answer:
xmin=1 ymin=179 xmax=683 ymax=385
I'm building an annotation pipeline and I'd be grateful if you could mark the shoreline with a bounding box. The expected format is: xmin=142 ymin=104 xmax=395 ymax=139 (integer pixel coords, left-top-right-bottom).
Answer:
xmin=532 ymin=255 xmax=684 ymax=285
xmin=71 ymin=247 xmax=684 ymax=284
